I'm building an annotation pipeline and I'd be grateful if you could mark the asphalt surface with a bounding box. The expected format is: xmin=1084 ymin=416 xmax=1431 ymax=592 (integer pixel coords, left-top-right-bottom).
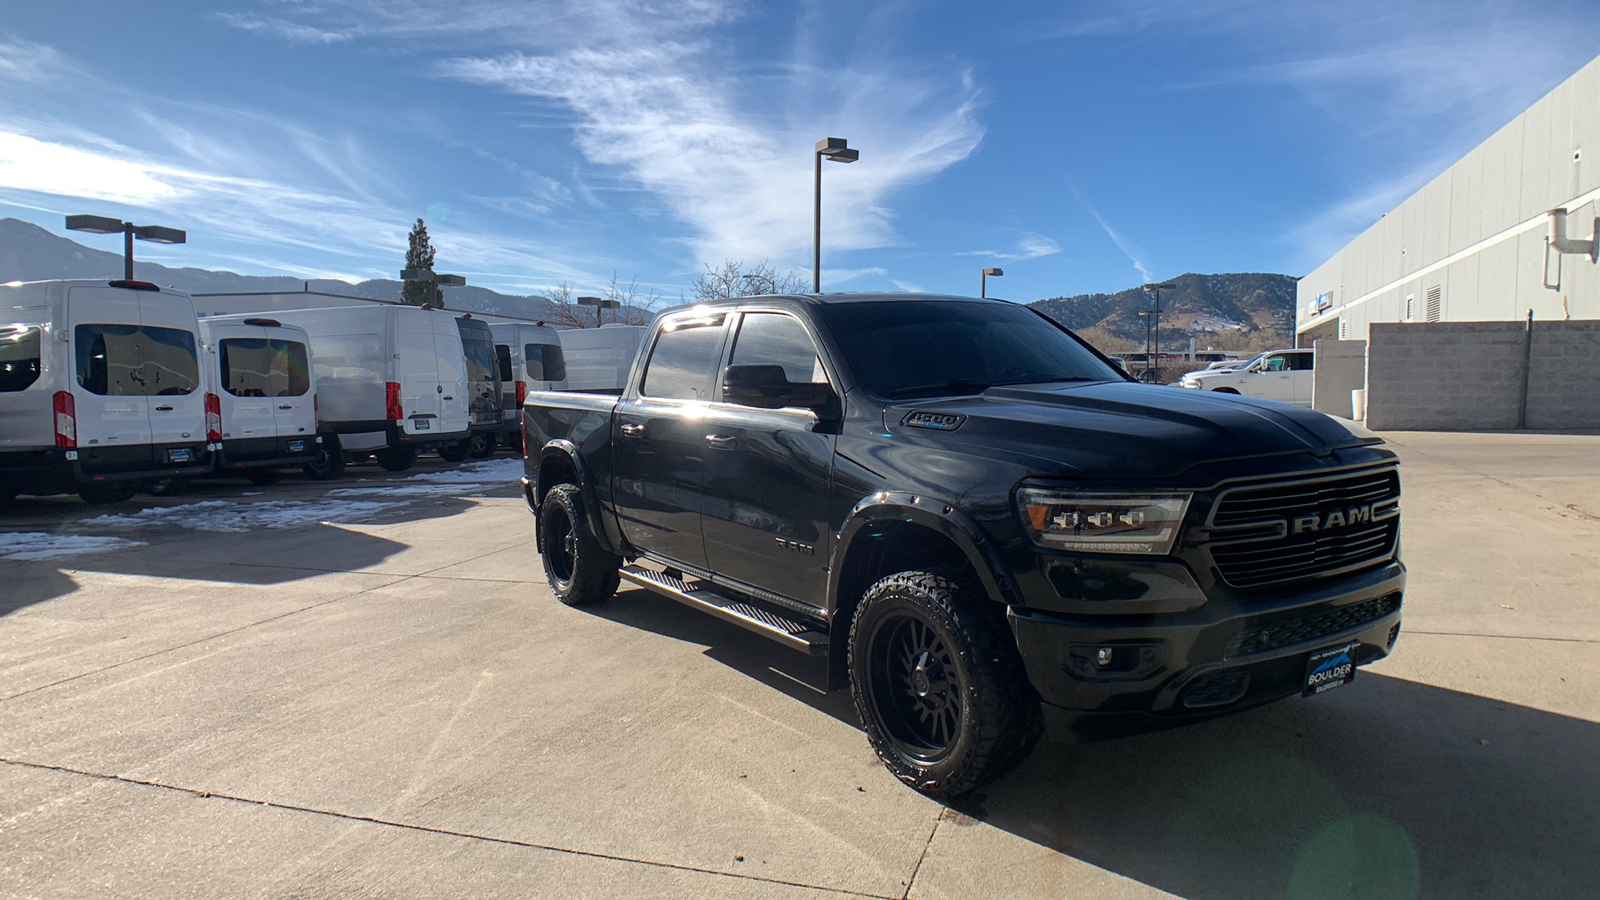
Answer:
xmin=1 ymin=432 xmax=1597 ymax=899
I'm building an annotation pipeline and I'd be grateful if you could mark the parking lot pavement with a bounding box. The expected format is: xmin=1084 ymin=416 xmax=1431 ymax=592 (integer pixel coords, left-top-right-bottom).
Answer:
xmin=1 ymin=434 xmax=1597 ymax=899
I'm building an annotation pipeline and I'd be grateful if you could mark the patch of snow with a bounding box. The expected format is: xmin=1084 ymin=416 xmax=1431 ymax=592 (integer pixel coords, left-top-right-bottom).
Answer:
xmin=406 ymin=458 xmax=524 ymax=484
xmin=0 ymin=532 xmax=148 ymax=560
xmin=330 ymin=484 xmax=489 ymax=498
xmin=84 ymin=499 xmax=393 ymax=533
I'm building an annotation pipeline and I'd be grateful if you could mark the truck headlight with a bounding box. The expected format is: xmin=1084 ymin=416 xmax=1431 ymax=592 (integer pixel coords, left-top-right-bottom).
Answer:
xmin=1016 ymin=488 xmax=1191 ymax=555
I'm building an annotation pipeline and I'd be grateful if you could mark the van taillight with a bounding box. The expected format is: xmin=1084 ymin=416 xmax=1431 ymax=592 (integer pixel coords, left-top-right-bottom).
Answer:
xmin=385 ymin=382 xmax=403 ymax=420
xmin=516 ymin=380 xmax=527 ymax=407
xmin=205 ymin=392 xmax=223 ymax=442
xmin=53 ymin=391 xmax=77 ymax=449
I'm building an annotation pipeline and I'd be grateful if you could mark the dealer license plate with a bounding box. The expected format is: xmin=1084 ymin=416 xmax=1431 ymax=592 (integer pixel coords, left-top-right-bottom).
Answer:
xmin=289 ymin=440 xmax=306 ymax=453
xmin=412 ymin=418 xmax=431 ymax=430
xmin=1303 ymin=641 xmax=1359 ymax=696
xmin=166 ymin=449 xmax=193 ymax=463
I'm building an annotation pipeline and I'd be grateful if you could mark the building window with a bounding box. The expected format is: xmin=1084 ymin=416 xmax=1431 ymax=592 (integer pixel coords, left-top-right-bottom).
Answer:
xmin=1405 ymin=293 xmax=1415 ymax=322
xmin=1339 ymin=317 xmax=1348 ymax=339
xmin=1425 ymin=286 xmax=1443 ymax=322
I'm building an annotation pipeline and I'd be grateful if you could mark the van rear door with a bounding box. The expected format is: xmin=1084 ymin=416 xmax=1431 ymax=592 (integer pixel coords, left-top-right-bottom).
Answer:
xmin=136 ymin=291 xmax=206 ymax=457
xmin=395 ymin=310 xmax=445 ymax=436
xmin=267 ymin=330 xmax=315 ymax=441
xmin=213 ymin=322 xmax=277 ymax=445
xmin=66 ymin=285 xmax=155 ymax=470
xmin=431 ymin=316 xmax=470 ymax=436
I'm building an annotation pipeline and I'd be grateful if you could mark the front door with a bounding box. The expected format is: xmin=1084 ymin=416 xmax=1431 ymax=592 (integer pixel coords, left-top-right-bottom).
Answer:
xmin=700 ymin=311 xmax=835 ymax=609
xmin=611 ymin=311 xmax=727 ymax=571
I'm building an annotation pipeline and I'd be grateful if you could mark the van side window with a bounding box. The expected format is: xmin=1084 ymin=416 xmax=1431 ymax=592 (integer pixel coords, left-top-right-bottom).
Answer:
xmin=495 ymin=344 xmax=514 ymax=382
xmin=221 ymin=339 xmax=311 ymax=397
xmin=76 ymin=324 xmax=198 ymax=396
xmin=729 ymin=313 xmax=828 ymax=386
xmin=526 ymin=343 xmax=567 ymax=382
xmin=0 ymin=326 xmax=41 ymax=392
xmin=641 ymin=315 xmax=725 ymax=401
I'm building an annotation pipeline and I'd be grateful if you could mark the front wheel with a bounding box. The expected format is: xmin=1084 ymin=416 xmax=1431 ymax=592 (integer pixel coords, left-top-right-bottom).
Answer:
xmin=437 ymin=440 xmax=469 ymax=463
xmin=849 ymin=571 xmax=1041 ymax=799
xmin=538 ymin=483 xmax=620 ymax=606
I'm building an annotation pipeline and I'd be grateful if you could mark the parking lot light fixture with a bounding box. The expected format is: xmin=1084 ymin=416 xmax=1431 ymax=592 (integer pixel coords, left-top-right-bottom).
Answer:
xmin=578 ymin=295 xmax=621 ymax=327
xmin=814 ymin=137 xmax=859 ymax=293
xmin=981 ymin=267 xmax=1003 ymax=298
xmin=67 ymin=214 xmax=187 ymax=280
xmin=1143 ymin=282 xmax=1176 ymax=382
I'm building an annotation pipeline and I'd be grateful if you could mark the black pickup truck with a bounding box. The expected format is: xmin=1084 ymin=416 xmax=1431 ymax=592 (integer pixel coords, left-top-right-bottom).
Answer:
xmin=521 ymin=293 xmax=1404 ymax=797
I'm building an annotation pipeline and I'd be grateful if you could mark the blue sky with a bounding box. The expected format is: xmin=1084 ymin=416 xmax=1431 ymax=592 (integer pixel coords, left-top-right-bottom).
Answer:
xmin=2 ymin=1 xmax=1598 ymax=304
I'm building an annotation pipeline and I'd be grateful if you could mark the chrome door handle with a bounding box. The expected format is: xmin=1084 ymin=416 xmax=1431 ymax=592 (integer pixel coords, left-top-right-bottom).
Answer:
xmin=704 ymin=434 xmax=737 ymax=449
xmin=619 ymin=423 xmax=646 ymax=438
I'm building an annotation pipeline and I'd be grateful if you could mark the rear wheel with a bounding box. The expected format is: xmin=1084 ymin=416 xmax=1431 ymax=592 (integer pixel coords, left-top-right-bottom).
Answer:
xmin=469 ymin=432 xmax=497 ymax=459
xmin=247 ymin=469 xmax=283 ymax=486
xmin=849 ymin=570 xmax=1041 ymax=799
xmin=375 ymin=446 xmax=416 ymax=472
xmin=302 ymin=435 xmax=345 ymax=480
xmin=145 ymin=476 xmax=188 ymax=497
xmin=538 ymin=483 xmax=620 ymax=606
xmin=437 ymin=440 xmax=470 ymax=463
xmin=78 ymin=482 xmax=140 ymax=506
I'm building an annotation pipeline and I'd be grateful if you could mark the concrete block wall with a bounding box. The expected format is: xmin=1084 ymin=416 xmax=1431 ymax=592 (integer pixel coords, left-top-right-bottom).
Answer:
xmin=1312 ymin=340 xmax=1368 ymax=419
xmin=1366 ymin=321 xmax=1600 ymax=430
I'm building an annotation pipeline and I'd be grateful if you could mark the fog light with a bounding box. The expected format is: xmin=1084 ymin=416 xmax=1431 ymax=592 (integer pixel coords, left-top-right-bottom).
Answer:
xmin=1095 ymin=647 xmax=1114 ymax=667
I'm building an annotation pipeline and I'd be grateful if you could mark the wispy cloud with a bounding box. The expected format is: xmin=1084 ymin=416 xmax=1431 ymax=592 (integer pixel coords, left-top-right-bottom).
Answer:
xmin=956 ymin=232 xmax=1061 ymax=262
xmin=0 ymin=37 xmax=73 ymax=83
xmin=1068 ymin=187 xmax=1154 ymax=284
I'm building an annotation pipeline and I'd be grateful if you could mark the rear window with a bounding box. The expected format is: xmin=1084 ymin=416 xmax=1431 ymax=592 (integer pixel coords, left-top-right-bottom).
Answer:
xmin=75 ymin=324 xmax=199 ymax=396
xmin=220 ymin=338 xmax=311 ymax=397
xmin=462 ymin=336 xmax=497 ymax=385
xmin=0 ymin=325 xmax=41 ymax=392
xmin=495 ymin=344 xmax=514 ymax=382
xmin=526 ymin=342 xmax=566 ymax=382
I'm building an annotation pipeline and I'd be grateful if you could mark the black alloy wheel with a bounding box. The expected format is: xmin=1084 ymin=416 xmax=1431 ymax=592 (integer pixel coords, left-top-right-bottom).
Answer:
xmin=469 ymin=432 xmax=497 ymax=459
xmin=302 ymin=435 xmax=345 ymax=480
xmin=538 ymin=483 xmax=620 ymax=607
xmin=849 ymin=570 xmax=1041 ymax=798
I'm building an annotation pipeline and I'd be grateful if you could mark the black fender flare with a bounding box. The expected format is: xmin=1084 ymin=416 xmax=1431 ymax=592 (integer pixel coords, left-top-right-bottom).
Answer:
xmin=828 ymin=491 xmax=1023 ymax=610
xmin=533 ymin=439 xmax=624 ymax=556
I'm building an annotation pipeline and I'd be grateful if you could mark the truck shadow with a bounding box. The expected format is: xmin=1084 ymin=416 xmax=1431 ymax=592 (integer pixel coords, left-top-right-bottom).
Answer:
xmin=586 ymin=592 xmax=1596 ymax=899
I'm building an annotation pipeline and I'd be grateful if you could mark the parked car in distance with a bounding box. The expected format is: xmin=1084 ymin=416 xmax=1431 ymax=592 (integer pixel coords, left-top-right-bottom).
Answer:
xmin=1178 ymin=348 xmax=1315 ymax=406
xmin=491 ymin=321 xmax=565 ymax=448
xmin=521 ymin=293 xmax=1403 ymax=798
xmin=198 ymin=315 xmax=319 ymax=485
xmin=1 ymin=279 xmax=217 ymax=504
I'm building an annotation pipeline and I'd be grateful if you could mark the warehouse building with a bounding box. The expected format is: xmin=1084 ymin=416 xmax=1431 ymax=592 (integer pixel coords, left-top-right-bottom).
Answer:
xmin=1296 ymin=53 xmax=1600 ymax=430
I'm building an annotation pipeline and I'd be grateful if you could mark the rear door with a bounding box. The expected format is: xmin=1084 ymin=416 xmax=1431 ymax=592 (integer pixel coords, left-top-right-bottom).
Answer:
xmin=0 ymin=323 xmax=48 ymax=449
xmin=431 ymin=315 xmax=470 ymax=435
xmin=395 ymin=311 xmax=445 ymax=436
xmin=67 ymin=286 xmax=154 ymax=466
xmin=136 ymin=292 xmax=206 ymax=452
xmin=214 ymin=324 xmax=278 ymax=443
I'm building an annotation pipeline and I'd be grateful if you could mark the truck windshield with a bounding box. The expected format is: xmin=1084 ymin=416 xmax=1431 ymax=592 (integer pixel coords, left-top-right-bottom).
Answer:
xmin=817 ymin=300 xmax=1120 ymax=398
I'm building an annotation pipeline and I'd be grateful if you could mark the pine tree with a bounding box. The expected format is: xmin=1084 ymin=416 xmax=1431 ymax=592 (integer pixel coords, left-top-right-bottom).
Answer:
xmin=401 ymin=218 xmax=442 ymax=307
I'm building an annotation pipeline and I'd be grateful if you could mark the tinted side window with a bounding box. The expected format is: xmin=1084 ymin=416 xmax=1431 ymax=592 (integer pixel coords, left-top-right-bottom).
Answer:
xmin=0 ymin=326 xmax=41 ymax=392
xmin=495 ymin=344 xmax=514 ymax=382
xmin=1289 ymin=352 xmax=1315 ymax=371
xmin=463 ymin=337 xmax=497 ymax=385
xmin=730 ymin=313 xmax=826 ymax=385
xmin=641 ymin=316 xmax=725 ymax=400
xmin=75 ymin=324 xmax=199 ymax=396
xmin=220 ymin=338 xmax=311 ymax=397
xmin=526 ymin=343 xmax=567 ymax=382
xmin=1263 ymin=356 xmax=1289 ymax=372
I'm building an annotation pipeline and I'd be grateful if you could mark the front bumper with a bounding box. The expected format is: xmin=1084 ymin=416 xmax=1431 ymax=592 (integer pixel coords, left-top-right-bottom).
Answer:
xmin=1010 ymin=559 xmax=1405 ymax=742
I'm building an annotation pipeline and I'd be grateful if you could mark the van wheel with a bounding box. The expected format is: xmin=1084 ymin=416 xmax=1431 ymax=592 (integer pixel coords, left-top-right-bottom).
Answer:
xmin=375 ymin=446 xmax=416 ymax=472
xmin=849 ymin=571 xmax=1042 ymax=799
xmin=469 ymin=433 xmax=497 ymax=459
xmin=146 ymin=477 xmax=188 ymax=497
xmin=538 ymin=483 xmax=620 ymax=606
xmin=437 ymin=440 xmax=470 ymax=463
xmin=302 ymin=435 xmax=345 ymax=480
xmin=247 ymin=469 xmax=283 ymax=486
xmin=78 ymin=482 xmax=140 ymax=506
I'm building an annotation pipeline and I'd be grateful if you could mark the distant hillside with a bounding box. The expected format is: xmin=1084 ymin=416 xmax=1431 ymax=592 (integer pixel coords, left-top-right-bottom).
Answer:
xmin=1029 ymin=272 xmax=1297 ymax=352
xmin=0 ymin=217 xmax=556 ymax=320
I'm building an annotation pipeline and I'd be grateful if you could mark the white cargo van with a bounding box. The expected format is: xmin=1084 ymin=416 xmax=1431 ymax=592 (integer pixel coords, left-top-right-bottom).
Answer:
xmin=0 ymin=279 xmax=217 ymax=504
xmin=269 ymin=306 xmax=470 ymax=474
xmin=197 ymin=315 xmax=319 ymax=484
xmin=490 ymin=322 xmax=565 ymax=446
xmin=557 ymin=324 xmax=647 ymax=391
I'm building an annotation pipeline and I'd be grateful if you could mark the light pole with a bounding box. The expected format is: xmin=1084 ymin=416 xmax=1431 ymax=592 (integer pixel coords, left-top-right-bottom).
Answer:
xmin=401 ymin=268 xmax=466 ymax=308
xmin=578 ymin=295 xmax=620 ymax=328
xmin=980 ymin=267 xmax=1003 ymax=299
xmin=1138 ymin=310 xmax=1154 ymax=376
xmin=66 ymin=214 xmax=186 ymax=281
xmin=1143 ymin=281 xmax=1176 ymax=382
xmin=813 ymin=137 xmax=859 ymax=293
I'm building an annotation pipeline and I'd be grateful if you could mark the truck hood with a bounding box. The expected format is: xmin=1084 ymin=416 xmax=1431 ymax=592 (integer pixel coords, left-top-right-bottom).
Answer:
xmin=885 ymin=381 xmax=1379 ymax=481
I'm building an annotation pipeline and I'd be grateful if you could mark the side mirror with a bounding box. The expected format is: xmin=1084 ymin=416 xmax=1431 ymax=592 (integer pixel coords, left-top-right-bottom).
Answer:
xmin=723 ymin=364 xmax=831 ymax=411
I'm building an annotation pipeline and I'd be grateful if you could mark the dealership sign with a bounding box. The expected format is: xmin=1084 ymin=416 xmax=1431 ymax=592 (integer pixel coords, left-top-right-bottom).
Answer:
xmin=1314 ymin=291 xmax=1333 ymax=312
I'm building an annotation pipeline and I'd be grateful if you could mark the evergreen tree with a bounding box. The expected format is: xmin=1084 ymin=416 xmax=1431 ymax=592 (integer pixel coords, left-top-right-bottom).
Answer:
xmin=401 ymin=218 xmax=442 ymax=307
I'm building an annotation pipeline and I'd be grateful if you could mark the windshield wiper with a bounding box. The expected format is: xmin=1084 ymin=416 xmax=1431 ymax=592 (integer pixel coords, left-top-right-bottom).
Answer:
xmin=887 ymin=378 xmax=994 ymax=398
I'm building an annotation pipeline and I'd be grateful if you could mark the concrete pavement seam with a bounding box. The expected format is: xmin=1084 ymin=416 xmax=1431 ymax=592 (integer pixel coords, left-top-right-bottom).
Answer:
xmin=0 ymin=757 xmax=898 ymax=900
xmin=898 ymin=808 xmax=944 ymax=900
xmin=1406 ymin=629 xmax=1598 ymax=644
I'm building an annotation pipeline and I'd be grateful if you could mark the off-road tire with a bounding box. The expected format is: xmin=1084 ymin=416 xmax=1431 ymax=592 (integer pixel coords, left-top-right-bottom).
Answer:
xmin=538 ymin=483 xmax=621 ymax=607
xmin=469 ymin=433 xmax=497 ymax=459
xmin=375 ymin=446 xmax=417 ymax=472
xmin=247 ymin=469 xmax=283 ymax=486
xmin=302 ymin=435 xmax=345 ymax=480
xmin=849 ymin=570 xmax=1042 ymax=799
xmin=77 ymin=481 xmax=140 ymax=506
xmin=437 ymin=440 xmax=469 ymax=463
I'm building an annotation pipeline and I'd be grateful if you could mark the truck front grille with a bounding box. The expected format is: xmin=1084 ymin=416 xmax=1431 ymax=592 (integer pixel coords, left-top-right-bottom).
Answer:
xmin=1206 ymin=466 xmax=1399 ymax=589
xmin=1223 ymin=593 xmax=1401 ymax=658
